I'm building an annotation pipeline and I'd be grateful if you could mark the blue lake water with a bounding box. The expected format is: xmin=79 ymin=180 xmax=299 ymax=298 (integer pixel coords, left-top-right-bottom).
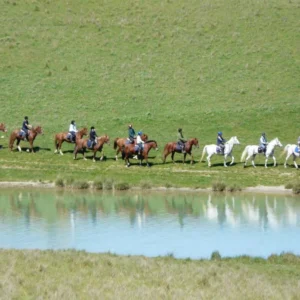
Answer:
xmin=0 ymin=189 xmax=299 ymax=259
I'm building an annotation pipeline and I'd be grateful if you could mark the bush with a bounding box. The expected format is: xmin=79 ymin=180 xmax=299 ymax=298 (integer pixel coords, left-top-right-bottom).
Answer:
xmin=212 ymin=180 xmax=226 ymax=192
xmin=285 ymin=182 xmax=293 ymax=189
xmin=73 ymin=180 xmax=89 ymax=189
xmin=55 ymin=178 xmax=64 ymax=188
xmin=227 ymin=184 xmax=242 ymax=192
xmin=65 ymin=177 xmax=74 ymax=187
xmin=93 ymin=180 xmax=103 ymax=190
xmin=140 ymin=180 xmax=152 ymax=189
xmin=292 ymin=182 xmax=300 ymax=194
xmin=114 ymin=182 xmax=130 ymax=190
xmin=211 ymin=251 xmax=222 ymax=261
xmin=103 ymin=179 xmax=114 ymax=190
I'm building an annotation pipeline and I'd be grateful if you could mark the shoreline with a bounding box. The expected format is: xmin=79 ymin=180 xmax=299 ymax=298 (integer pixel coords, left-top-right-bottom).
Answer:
xmin=0 ymin=181 xmax=293 ymax=194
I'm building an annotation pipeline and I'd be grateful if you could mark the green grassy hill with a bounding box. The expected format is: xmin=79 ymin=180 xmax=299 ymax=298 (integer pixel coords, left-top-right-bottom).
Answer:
xmin=0 ymin=0 xmax=299 ymax=187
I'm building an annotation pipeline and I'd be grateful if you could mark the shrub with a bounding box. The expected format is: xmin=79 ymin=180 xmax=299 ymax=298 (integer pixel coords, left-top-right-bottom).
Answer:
xmin=55 ymin=178 xmax=64 ymax=188
xmin=227 ymin=184 xmax=242 ymax=192
xmin=103 ymin=179 xmax=114 ymax=190
xmin=292 ymin=182 xmax=300 ymax=194
xmin=140 ymin=180 xmax=152 ymax=189
xmin=211 ymin=251 xmax=222 ymax=261
xmin=114 ymin=182 xmax=130 ymax=190
xmin=285 ymin=182 xmax=293 ymax=189
xmin=73 ymin=180 xmax=89 ymax=189
xmin=212 ymin=180 xmax=226 ymax=192
xmin=65 ymin=177 xmax=74 ymax=187
xmin=93 ymin=180 xmax=103 ymax=190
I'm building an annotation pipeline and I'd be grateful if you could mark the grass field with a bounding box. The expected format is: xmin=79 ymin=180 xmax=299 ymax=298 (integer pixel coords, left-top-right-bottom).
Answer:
xmin=0 ymin=0 xmax=300 ymax=188
xmin=1 ymin=249 xmax=300 ymax=299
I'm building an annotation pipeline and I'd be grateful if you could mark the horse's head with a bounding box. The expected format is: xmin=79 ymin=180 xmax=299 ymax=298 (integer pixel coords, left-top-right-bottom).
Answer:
xmin=34 ymin=126 xmax=43 ymax=135
xmin=146 ymin=140 xmax=158 ymax=151
xmin=141 ymin=134 xmax=148 ymax=142
xmin=275 ymin=138 xmax=283 ymax=147
xmin=98 ymin=135 xmax=110 ymax=145
xmin=80 ymin=127 xmax=88 ymax=136
xmin=0 ymin=123 xmax=7 ymax=132
xmin=191 ymin=138 xmax=199 ymax=148
xmin=232 ymin=136 xmax=240 ymax=145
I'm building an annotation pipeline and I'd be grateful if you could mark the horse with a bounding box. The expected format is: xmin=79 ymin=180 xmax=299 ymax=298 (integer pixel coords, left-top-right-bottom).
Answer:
xmin=282 ymin=144 xmax=300 ymax=169
xmin=73 ymin=135 xmax=110 ymax=162
xmin=9 ymin=126 xmax=43 ymax=153
xmin=122 ymin=140 xmax=158 ymax=167
xmin=113 ymin=134 xmax=148 ymax=160
xmin=0 ymin=123 xmax=7 ymax=132
xmin=162 ymin=138 xmax=199 ymax=164
xmin=54 ymin=127 xmax=88 ymax=155
xmin=200 ymin=136 xmax=240 ymax=167
xmin=241 ymin=137 xmax=283 ymax=168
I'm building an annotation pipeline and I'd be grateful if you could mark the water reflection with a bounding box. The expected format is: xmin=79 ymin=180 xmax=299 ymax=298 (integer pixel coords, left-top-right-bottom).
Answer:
xmin=0 ymin=189 xmax=300 ymax=258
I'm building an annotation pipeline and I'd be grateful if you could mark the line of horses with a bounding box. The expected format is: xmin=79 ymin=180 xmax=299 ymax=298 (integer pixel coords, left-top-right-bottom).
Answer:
xmin=1 ymin=123 xmax=299 ymax=168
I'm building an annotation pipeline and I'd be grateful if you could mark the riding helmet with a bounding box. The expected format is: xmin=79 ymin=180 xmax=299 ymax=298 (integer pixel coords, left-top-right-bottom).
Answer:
xmin=25 ymin=116 xmax=28 ymax=120
xmin=178 ymin=128 xmax=182 ymax=132
xmin=218 ymin=131 xmax=222 ymax=135
xmin=138 ymin=131 xmax=142 ymax=135
xmin=262 ymin=132 xmax=265 ymax=136
xmin=91 ymin=126 xmax=95 ymax=130
xmin=71 ymin=120 xmax=75 ymax=125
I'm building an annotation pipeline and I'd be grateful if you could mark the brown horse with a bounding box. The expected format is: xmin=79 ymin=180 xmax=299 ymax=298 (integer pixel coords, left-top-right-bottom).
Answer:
xmin=9 ymin=126 xmax=43 ymax=153
xmin=54 ymin=127 xmax=88 ymax=155
xmin=73 ymin=135 xmax=110 ymax=162
xmin=113 ymin=134 xmax=148 ymax=160
xmin=0 ymin=123 xmax=7 ymax=132
xmin=163 ymin=138 xmax=199 ymax=164
xmin=122 ymin=140 xmax=158 ymax=167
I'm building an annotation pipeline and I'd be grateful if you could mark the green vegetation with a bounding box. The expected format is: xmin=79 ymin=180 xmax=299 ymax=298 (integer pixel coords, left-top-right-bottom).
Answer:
xmin=0 ymin=249 xmax=300 ymax=299
xmin=0 ymin=0 xmax=299 ymax=188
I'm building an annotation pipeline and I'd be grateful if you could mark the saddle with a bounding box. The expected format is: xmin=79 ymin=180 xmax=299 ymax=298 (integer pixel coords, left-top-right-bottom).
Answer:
xmin=19 ymin=130 xmax=26 ymax=139
xmin=258 ymin=146 xmax=265 ymax=154
xmin=216 ymin=146 xmax=224 ymax=154
xmin=67 ymin=133 xmax=75 ymax=142
xmin=126 ymin=138 xmax=134 ymax=145
xmin=176 ymin=142 xmax=185 ymax=152
xmin=87 ymin=140 xmax=95 ymax=149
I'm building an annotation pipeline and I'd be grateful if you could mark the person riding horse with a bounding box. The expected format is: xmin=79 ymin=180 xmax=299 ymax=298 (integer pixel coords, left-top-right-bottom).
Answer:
xmin=136 ymin=131 xmax=145 ymax=155
xmin=217 ymin=131 xmax=226 ymax=153
xmin=21 ymin=116 xmax=31 ymax=141
xmin=89 ymin=126 xmax=98 ymax=148
xmin=259 ymin=132 xmax=268 ymax=154
xmin=177 ymin=128 xmax=187 ymax=153
xmin=128 ymin=124 xmax=135 ymax=144
xmin=69 ymin=120 xmax=77 ymax=142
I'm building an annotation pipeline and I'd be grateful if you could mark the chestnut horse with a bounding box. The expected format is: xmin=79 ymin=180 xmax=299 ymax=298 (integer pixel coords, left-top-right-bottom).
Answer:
xmin=113 ymin=134 xmax=148 ymax=160
xmin=122 ymin=140 xmax=158 ymax=167
xmin=73 ymin=135 xmax=110 ymax=162
xmin=0 ymin=123 xmax=7 ymax=132
xmin=54 ymin=127 xmax=88 ymax=155
xmin=9 ymin=126 xmax=43 ymax=153
xmin=163 ymin=138 xmax=199 ymax=164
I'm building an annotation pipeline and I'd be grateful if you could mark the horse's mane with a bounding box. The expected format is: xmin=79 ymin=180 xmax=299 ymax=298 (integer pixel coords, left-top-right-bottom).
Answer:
xmin=145 ymin=140 xmax=156 ymax=144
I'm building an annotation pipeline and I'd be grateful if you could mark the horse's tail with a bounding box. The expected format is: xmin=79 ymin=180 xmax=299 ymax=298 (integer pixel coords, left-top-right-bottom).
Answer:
xmin=200 ymin=146 xmax=207 ymax=162
xmin=280 ymin=144 xmax=291 ymax=158
xmin=54 ymin=134 xmax=58 ymax=149
xmin=240 ymin=146 xmax=249 ymax=162
xmin=8 ymin=131 xmax=16 ymax=150
xmin=113 ymin=138 xmax=119 ymax=150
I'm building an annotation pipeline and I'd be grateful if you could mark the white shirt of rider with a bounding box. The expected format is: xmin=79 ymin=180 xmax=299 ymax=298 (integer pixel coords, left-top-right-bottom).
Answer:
xmin=136 ymin=135 xmax=144 ymax=145
xmin=260 ymin=136 xmax=267 ymax=144
xmin=69 ymin=124 xmax=77 ymax=132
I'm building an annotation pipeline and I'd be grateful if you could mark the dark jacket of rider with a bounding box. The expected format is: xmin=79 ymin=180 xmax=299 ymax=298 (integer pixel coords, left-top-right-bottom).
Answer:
xmin=128 ymin=125 xmax=135 ymax=142
xmin=22 ymin=117 xmax=30 ymax=134
xmin=217 ymin=132 xmax=226 ymax=146
xmin=89 ymin=127 xmax=98 ymax=143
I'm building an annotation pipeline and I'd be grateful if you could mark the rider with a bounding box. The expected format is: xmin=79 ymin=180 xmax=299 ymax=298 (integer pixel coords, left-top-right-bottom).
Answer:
xmin=89 ymin=126 xmax=98 ymax=148
xmin=259 ymin=132 xmax=268 ymax=154
xmin=217 ymin=131 xmax=226 ymax=153
xmin=128 ymin=124 xmax=135 ymax=143
xmin=136 ymin=131 xmax=145 ymax=155
xmin=69 ymin=120 xmax=77 ymax=142
xmin=22 ymin=116 xmax=31 ymax=141
xmin=177 ymin=128 xmax=187 ymax=153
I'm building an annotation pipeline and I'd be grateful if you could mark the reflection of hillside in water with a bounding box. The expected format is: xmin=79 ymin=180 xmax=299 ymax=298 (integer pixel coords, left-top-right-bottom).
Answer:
xmin=0 ymin=190 xmax=299 ymax=229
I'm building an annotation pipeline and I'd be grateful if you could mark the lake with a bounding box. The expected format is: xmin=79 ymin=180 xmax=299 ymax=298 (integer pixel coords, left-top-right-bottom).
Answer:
xmin=0 ymin=189 xmax=299 ymax=259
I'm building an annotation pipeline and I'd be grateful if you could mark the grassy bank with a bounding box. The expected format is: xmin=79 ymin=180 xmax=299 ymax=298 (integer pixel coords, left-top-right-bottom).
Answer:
xmin=0 ymin=0 xmax=299 ymax=187
xmin=0 ymin=249 xmax=300 ymax=299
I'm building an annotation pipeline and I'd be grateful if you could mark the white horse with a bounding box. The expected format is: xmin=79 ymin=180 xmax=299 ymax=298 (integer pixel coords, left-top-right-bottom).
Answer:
xmin=201 ymin=136 xmax=240 ymax=167
xmin=241 ymin=138 xmax=282 ymax=168
xmin=282 ymin=144 xmax=300 ymax=169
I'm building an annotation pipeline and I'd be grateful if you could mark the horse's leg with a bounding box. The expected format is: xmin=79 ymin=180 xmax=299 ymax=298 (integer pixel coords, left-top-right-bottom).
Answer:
xmin=244 ymin=154 xmax=251 ymax=167
xmin=82 ymin=148 xmax=87 ymax=160
xmin=206 ymin=154 xmax=212 ymax=167
xmin=284 ymin=153 xmax=291 ymax=168
xmin=183 ymin=153 xmax=187 ymax=164
xmin=171 ymin=151 xmax=175 ymax=163
xmin=16 ymin=139 xmax=22 ymax=152
xmin=293 ymin=154 xmax=298 ymax=169
xmin=229 ymin=154 xmax=234 ymax=166
xmin=93 ymin=150 xmax=96 ymax=162
xmin=162 ymin=150 xmax=169 ymax=163
xmin=272 ymin=155 xmax=276 ymax=167
xmin=59 ymin=140 xmax=64 ymax=155
xmin=190 ymin=153 xmax=194 ymax=164
xmin=100 ymin=150 xmax=104 ymax=161
xmin=224 ymin=154 xmax=228 ymax=167
xmin=251 ymin=155 xmax=256 ymax=168
xmin=115 ymin=147 xmax=121 ymax=161
xmin=29 ymin=140 xmax=34 ymax=153
xmin=73 ymin=146 xmax=78 ymax=160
